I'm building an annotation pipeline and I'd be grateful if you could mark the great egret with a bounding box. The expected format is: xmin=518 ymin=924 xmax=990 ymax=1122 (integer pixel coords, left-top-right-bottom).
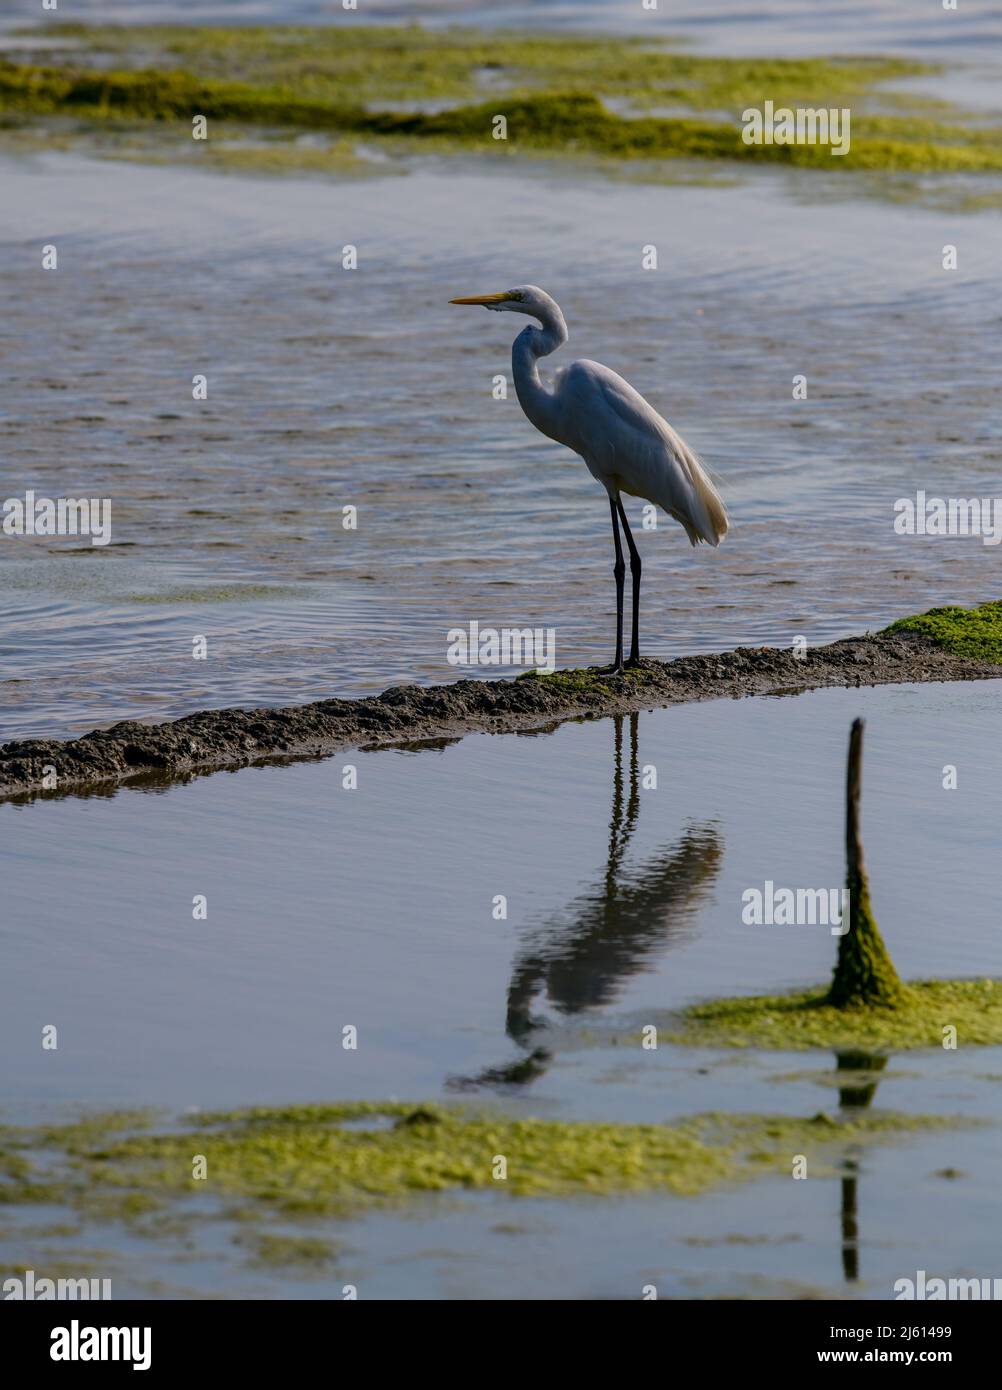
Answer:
xmin=450 ymin=286 xmax=728 ymax=672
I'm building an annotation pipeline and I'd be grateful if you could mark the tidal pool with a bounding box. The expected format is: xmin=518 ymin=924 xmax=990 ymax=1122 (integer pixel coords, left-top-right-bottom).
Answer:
xmin=3 ymin=679 xmax=1000 ymax=1298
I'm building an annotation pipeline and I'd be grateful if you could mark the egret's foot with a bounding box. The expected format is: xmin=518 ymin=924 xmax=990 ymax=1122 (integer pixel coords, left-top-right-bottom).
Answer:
xmin=624 ymin=656 xmax=643 ymax=670
xmin=596 ymin=662 xmax=626 ymax=677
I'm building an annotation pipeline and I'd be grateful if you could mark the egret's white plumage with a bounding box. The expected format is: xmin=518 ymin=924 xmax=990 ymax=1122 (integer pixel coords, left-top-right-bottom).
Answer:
xmin=556 ymin=357 xmax=728 ymax=547
xmin=450 ymin=284 xmax=728 ymax=670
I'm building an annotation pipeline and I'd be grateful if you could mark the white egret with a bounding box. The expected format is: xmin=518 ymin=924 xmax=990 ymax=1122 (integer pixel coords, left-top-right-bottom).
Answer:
xmin=450 ymin=286 xmax=728 ymax=672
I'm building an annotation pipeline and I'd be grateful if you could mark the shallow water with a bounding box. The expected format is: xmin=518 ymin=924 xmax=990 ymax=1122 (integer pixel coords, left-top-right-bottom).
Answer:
xmin=2 ymin=151 xmax=1001 ymax=738
xmin=3 ymin=681 xmax=1001 ymax=1297
xmin=4 ymin=0 xmax=1002 ymax=61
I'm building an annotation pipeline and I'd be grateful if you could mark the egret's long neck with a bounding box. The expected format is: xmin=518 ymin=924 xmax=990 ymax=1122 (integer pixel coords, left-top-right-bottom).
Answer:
xmin=511 ymin=304 xmax=568 ymax=441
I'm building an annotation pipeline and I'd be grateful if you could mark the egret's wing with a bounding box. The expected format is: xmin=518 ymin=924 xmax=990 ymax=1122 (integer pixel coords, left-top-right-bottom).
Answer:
xmin=562 ymin=360 xmax=728 ymax=546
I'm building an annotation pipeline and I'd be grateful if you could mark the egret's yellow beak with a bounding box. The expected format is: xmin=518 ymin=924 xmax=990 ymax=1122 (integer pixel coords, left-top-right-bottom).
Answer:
xmin=449 ymin=292 xmax=517 ymax=306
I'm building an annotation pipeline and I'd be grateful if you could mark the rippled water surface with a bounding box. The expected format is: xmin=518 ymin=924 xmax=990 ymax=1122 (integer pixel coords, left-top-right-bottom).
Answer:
xmin=2 ymin=3 xmax=1002 ymax=738
xmin=4 ymin=0 xmax=1002 ymax=56
xmin=2 ymin=152 xmax=1000 ymax=737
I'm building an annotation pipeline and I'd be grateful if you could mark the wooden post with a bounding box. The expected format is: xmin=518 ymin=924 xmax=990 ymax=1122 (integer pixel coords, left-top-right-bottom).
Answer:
xmin=827 ymin=719 xmax=908 ymax=1009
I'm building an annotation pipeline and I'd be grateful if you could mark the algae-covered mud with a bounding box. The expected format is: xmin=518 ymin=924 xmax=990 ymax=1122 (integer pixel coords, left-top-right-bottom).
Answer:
xmin=3 ymin=24 xmax=1002 ymax=181
xmin=672 ymin=980 xmax=1002 ymax=1052
xmin=886 ymin=600 xmax=1002 ymax=665
xmin=0 ymin=1100 xmax=972 ymax=1295
xmin=0 ymin=1095 xmax=987 ymax=1298
xmin=2 ymin=614 xmax=1000 ymax=800
xmin=6 ymin=1101 xmax=958 ymax=1213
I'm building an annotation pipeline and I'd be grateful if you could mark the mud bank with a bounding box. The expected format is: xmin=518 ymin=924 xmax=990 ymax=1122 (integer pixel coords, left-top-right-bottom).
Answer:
xmin=2 ymin=629 xmax=999 ymax=801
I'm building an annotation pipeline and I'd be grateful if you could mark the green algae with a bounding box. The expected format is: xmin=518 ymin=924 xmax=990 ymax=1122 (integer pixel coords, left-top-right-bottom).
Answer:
xmin=91 ymin=1103 xmax=734 ymax=1209
xmin=14 ymin=1222 xmax=84 ymax=1239
xmin=0 ymin=109 xmax=382 ymax=177
xmin=670 ymin=978 xmax=1002 ymax=1052
xmin=828 ymin=864 xmax=908 ymax=1009
xmin=2 ymin=26 xmax=1001 ymax=176
xmin=1 ymin=72 xmax=997 ymax=173
xmin=116 ymin=131 xmax=383 ymax=179
xmin=885 ymin=601 xmax=1002 ymax=666
xmin=0 ymin=1101 xmax=965 ymax=1234
xmin=238 ymin=1232 xmax=337 ymax=1268
xmin=517 ymin=664 xmax=657 ymax=698
xmin=23 ymin=24 xmax=936 ymax=112
xmin=25 ymin=1109 xmax=155 ymax=1156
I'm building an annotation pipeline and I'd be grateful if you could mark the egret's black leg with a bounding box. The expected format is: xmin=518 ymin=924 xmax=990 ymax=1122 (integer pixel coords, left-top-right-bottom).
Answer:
xmin=616 ymin=498 xmax=642 ymax=666
xmin=608 ymin=496 xmax=625 ymax=674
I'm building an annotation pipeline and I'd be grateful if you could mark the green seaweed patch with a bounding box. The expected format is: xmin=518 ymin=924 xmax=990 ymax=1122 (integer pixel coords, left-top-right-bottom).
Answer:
xmin=885 ymin=601 xmax=1002 ymax=666
xmin=236 ymin=1232 xmax=338 ymax=1268
xmin=0 ymin=1101 xmax=965 ymax=1230
xmin=25 ymin=1109 xmax=155 ymax=1154
xmin=90 ymin=1103 xmax=733 ymax=1209
xmin=2 ymin=60 xmax=1001 ymax=174
xmin=25 ymin=24 xmax=938 ymax=113
xmin=670 ymin=978 xmax=1002 ymax=1051
xmin=13 ymin=1222 xmax=85 ymax=1239
xmin=517 ymin=664 xmax=656 ymax=697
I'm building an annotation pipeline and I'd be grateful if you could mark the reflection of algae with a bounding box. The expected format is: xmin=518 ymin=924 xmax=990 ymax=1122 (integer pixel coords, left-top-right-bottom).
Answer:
xmin=886 ymin=600 xmax=1002 ymax=666
xmin=0 ymin=1102 xmax=967 ymax=1227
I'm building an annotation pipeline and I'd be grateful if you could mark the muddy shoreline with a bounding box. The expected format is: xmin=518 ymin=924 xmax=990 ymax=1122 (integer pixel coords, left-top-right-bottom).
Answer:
xmin=2 ymin=631 xmax=999 ymax=802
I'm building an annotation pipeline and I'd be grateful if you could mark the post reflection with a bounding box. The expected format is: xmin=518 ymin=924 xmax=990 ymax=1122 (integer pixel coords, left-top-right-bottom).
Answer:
xmin=834 ymin=1049 xmax=889 ymax=1283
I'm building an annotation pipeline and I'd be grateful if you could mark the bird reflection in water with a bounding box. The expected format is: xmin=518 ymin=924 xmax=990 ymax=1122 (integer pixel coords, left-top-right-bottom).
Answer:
xmin=449 ymin=712 xmax=722 ymax=1090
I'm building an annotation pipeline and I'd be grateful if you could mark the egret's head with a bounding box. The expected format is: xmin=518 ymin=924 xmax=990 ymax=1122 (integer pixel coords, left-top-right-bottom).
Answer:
xmin=449 ymin=285 xmax=553 ymax=318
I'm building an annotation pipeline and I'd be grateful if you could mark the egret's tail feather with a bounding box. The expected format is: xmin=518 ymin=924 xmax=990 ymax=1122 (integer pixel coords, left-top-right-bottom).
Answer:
xmin=667 ymin=441 xmax=728 ymax=547
xmin=686 ymin=454 xmax=729 ymax=546
xmin=647 ymin=409 xmax=729 ymax=546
